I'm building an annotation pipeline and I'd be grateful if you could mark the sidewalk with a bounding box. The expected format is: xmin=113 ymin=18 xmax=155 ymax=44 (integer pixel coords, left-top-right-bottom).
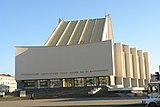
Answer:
xmin=0 ymin=97 xmax=143 ymax=107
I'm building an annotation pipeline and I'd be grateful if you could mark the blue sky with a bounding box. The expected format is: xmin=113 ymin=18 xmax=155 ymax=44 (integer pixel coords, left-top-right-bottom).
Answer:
xmin=0 ymin=0 xmax=160 ymax=75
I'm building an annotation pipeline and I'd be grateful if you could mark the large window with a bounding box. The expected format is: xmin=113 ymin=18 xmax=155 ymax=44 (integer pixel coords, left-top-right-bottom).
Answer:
xmin=50 ymin=79 xmax=61 ymax=88
xmin=24 ymin=80 xmax=35 ymax=89
xmin=38 ymin=80 xmax=48 ymax=88
xmin=99 ymin=76 xmax=110 ymax=86
xmin=74 ymin=78 xmax=85 ymax=87
xmin=63 ymin=79 xmax=74 ymax=87
xmin=86 ymin=77 xmax=97 ymax=86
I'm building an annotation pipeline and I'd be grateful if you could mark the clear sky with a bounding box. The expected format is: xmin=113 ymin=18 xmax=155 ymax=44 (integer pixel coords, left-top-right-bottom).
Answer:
xmin=0 ymin=0 xmax=160 ymax=76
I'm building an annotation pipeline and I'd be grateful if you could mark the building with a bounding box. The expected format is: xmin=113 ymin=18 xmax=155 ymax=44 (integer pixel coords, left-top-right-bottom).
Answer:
xmin=150 ymin=66 xmax=160 ymax=82
xmin=0 ymin=74 xmax=17 ymax=92
xmin=150 ymin=74 xmax=157 ymax=82
xmin=15 ymin=15 xmax=150 ymax=91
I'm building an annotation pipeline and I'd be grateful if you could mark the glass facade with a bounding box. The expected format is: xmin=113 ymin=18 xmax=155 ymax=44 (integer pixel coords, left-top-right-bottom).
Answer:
xmin=24 ymin=80 xmax=35 ymax=89
xmin=74 ymin=78 xmax=85 ymax=87
xmin=23 ymin=76 xmax=110 ymax=89
xmin=38 ymin=80 xmax=48 ymax=88
xmin=63 ymin=79 xmax=74 ymax=87
xmin=50 ymin=79 xmax=61 ymax=88
xmin=99 ymin=76 xmax=110 ymax=86
xmin=86 ymin=77 xmax=97 ymax=86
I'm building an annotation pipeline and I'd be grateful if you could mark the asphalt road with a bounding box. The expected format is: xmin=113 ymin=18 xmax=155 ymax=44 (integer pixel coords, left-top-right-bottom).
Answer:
xmin=0 ymin=97 xmax=144 ymax=107
xmin=35 ymin=104 xmax=144 ymax=107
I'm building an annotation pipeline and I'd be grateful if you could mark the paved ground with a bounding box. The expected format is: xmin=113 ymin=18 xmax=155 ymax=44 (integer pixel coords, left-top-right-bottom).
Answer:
xmin=0 ymin=97 xmax=144 ymax=107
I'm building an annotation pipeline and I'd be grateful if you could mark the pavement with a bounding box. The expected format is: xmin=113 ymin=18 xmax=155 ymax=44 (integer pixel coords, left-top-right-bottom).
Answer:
xmin=0 ymin=97 xmax=144 ymax=107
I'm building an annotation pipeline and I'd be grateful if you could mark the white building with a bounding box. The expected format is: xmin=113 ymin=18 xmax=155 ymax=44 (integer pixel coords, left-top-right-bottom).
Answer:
xmin=15 ymin=15 xmax=150 ymax=91
xmin=0 ymin=74 xmax=17 ymax=92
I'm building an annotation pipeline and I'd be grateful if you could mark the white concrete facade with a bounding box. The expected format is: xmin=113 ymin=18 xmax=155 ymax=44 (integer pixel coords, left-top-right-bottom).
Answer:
xmin=15 ymin=41 xmax=115 ymax=80
xmin=114 ymin=43 xmax=150 ymax=89
xmin=15 ymin=15 xmax=150 ymax=91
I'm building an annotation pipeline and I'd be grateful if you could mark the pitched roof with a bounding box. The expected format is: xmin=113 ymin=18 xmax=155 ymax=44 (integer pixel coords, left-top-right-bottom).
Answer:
xmin=45 ymin=15 xmax=114 ymax=46
xmin=0 ymin=74 xmax=15 ymax=78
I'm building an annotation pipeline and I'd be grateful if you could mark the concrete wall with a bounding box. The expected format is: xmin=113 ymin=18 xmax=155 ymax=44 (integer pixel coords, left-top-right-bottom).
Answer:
xmin=123 ymin=45 xmax=132 ymax=78
xmin=137 ymin=50 xmax=145 ymax=79
xmin=114 ymin=43 xmax=150 ymax=88
xmin=143 ymin=52 xmax=150 ymax=80
xmin=15 ymin=40 xmax=115 ymax=80
xmin=130 ymin=48 xmax=140 ymax=79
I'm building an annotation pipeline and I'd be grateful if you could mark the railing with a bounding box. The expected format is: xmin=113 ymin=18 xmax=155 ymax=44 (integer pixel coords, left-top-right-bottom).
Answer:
xmin=88 ymin=87 xmax=101 ymax=94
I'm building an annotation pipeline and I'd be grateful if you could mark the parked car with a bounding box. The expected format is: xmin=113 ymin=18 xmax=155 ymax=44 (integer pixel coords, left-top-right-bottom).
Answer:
xmin=142 ymin=95 xmax=160 ymax=107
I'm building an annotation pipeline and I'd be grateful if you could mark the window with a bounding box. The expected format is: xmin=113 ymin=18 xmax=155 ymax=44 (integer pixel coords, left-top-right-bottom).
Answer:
xmin=24 ymin=80 xmax=35 ymax=89
xmin=38 ymin=80 xmax=48 ymax=88
xmin=74 ymin=78 xmax=85 ymax=87
xmin=63 ymin=79 xmax=74 ymax=87
xmin=50 ymin=79 xmax=61 ymax=88
xmin=99 ymin=76 xmax=110 ymax=86
xmin=86 ymin=77 xmax=97 ymax=86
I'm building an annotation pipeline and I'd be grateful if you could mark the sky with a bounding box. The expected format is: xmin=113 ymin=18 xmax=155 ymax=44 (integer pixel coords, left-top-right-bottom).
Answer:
xmin=0 ymin=0 xmax=160 ymax=76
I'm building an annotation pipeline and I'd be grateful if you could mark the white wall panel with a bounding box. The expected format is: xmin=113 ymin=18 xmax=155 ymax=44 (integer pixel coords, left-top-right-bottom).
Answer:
xmin=15 ymin=40 xmax=114 ymax=80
